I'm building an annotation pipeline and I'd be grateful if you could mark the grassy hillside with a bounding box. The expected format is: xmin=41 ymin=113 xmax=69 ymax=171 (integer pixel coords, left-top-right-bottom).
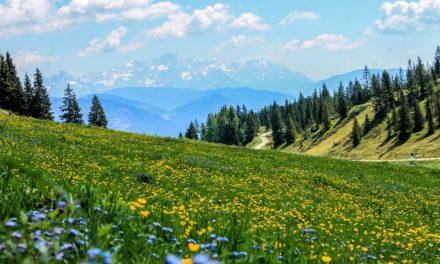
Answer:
xmin=273 ymin=101 xmax=440 ymax=160
xmin=0 ymin=112 xmax=440 ymax=263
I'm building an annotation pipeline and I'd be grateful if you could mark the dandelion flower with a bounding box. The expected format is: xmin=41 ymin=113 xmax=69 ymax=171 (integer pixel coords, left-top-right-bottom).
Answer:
xmin=188 ymin=243 xmax=200 ymax=252
xmin=140 ymin=210 xmax=150 ymax=217
xmin=321 ymin=256 xmax=332 ymax=263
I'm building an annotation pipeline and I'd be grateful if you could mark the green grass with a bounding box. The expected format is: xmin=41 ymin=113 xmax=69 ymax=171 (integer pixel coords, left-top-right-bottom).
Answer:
xmin=0 ymin=112 xmax=439 ymax=263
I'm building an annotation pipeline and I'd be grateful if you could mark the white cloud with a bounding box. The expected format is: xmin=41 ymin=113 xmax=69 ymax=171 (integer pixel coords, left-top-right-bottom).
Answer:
xmin=282 ymin=34 xmax=363 ymax=51
xmin=0 ymin=0 xmax=179 ymax=36
xmin=13 ymin=50 xmax=59 ymax=67
xmin=146 ymin=3 xmax=232 ymax=38
xmin=229 ymin=13 xmax=270 ymax=31
xmin=279 ymin=11 xmax=319 ymax=26
xmin=78 ymin=27 xmax=143 ymax=57
xmin=375 ymin=0 xmax=440 ymax=33
xmin=217 ymin=34 xmax=265 ymax=51
xmin=95 ymin=2 xmax=180 ymax=22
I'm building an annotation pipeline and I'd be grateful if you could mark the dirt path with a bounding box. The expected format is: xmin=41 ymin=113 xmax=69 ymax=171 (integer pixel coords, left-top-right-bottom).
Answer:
xmin=255 ymin=131 xmax=271 ymax=150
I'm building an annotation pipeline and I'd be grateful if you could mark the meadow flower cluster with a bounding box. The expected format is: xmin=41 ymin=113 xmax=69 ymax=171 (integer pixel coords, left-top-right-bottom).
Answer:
xmin=0 ymin=113 xmax=439 ymax=262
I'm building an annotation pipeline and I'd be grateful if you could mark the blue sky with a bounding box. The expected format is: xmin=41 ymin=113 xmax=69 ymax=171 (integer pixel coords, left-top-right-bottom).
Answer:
xmin=1 ymin=0 xmax=439 ymax=80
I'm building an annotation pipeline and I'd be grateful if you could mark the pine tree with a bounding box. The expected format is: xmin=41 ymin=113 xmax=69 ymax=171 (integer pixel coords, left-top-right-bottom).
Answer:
xmin=88 ymin=95 xmax=107 ymax=128
xmin=178 ymin=132 xmax=183 ymax=139
xmin=320 ymin=84 xmax=331 ymax=131
xmin=271 ymin=102 xmax=284 ymax=147
xmin=60 ymin=84 xmax=83 ymax=124
xmin=426 ymin=97 xmax=435 ymax=135
xmin=23 ymin=73 xmax=34 ymax=116
xmin=391 ymin=107 xmax=399 ymax=136
xmin=185 ymin=121 xmax=198 ymax=140
xmin=337 ymin=82 xmax=348 ymax=118
xmin=284 ymin=114 xmax=296 ymax=143
xmin=434 ymin=45 xmax=440 ymax=79
xmin=371 ymin=74 xmax=386 ymax=119
xmin=31 ymin=68 xmax=53 ymax=120
xmin=435 ymin=91 xmax=440 ymax=127
xmin=398 ymin=91 xmax=413 ymax=141
xmin=244 ymin=112 xmax=257 ymax=144
xmin=0 ymin=52 xmax=25 ymax=114
xmin=363 ymin=114 xmax=371 ymax=135
xmin=412 ymin=100 xmax=425 ymax=132
xmin=351 ymin=117 xmax=362 ymax=147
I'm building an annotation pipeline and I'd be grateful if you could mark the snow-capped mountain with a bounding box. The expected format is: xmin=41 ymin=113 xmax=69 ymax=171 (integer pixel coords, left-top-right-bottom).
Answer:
xmin=46 ymin=54 xmax=313 ymax=97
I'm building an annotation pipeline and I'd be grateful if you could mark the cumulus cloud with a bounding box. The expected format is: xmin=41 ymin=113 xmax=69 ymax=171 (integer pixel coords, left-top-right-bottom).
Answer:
xmin=375 ymin=0 xmax=440 ymax=33
xmin=0 ymin=0 xmax=179 ymax=36
xmin=13 ymin=50 xmax=59 ymax=67
xmin=217 ymin=35 xmax=265 ymax=51
xmin=282 ymin=34 xmax=363 ymax=51
xmin=146 ymin=3 xmax=233 ymax=38
xmin=95 ymin=1 xmax=180 ymax=22
xmin=229 ymin=13 xmax=270 ymax=31
xmin=146 ymin=4 xmax=270 ymax=38
xmin=78 ymin=27 xmax=143 ymax=57
xmin=279 ymin=11 xmax=319 ymax=26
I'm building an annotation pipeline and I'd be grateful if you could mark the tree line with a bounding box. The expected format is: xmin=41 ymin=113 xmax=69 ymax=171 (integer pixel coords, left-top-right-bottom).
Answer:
xmin=0 ymin=52 xmax=107 ymax=128
xmin=190 ymin=45 xmax=440 ymax=148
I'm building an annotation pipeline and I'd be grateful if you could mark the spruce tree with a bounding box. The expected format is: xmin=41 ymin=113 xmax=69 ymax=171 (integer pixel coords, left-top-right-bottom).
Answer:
xmin=88 ymin=95 xmax=107 ymax=128
xmin=434 ymin=45 xmax=440 ymax=79
xmin=412 ymin=100 xmax=425 ymax=132
xmin=351 ymin=117 xmax=362 ymax=147
xmin=31 ymin=68 xmax=53 ymax=120
xmin=0 ymin=52 xmax=25 ymax=114
xmin=178 ymin=132 xmax=183 ymax=139
xmin=337 ymin=82 xmax=348 ymax=118
xmin=185 ymin=121 xmax=198 ymax=140
xmin=426 ymin=97 xmax=435 ymax=135
xmin=363 ymin=114 xmax=371 ymax=135
xmin=398 ymin=91 xmax=413 ymax=141
xmin=284 ymin=114 xmax=296 ymax=143
xmin=391 ymin=107 xmax=399 ymax=136
xmin=271 ymin=102 xmax=284 ymax=147
xmin=23 ymin=73 xmax=34 ymax=116
xmin=60 ymin=84 xmax=83 ymax=124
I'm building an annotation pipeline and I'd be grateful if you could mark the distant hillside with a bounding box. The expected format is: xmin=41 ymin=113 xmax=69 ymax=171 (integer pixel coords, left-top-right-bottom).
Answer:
xmin=51 ymin=87 xmax=294 ymax=136
xmin=308 ymin=68 xmax=402 ymax=95
xmin=51 ymin=95 xmax=178 ymax=136
xmin=262 ymin=101 xmax=440 ymax=160
xmin=46 ymin=54 xmax=313 ymax=96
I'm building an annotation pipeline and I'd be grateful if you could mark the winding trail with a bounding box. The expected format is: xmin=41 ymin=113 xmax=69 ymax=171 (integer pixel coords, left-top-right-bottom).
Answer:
xmin=255 ymin=131 xmax=271 ymax=150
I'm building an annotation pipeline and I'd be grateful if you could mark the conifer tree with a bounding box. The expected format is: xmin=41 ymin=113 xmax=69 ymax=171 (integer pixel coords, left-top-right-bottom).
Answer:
xmin=351 ymin=117 xmax=362 ymax=147
xmin=178 ymin=132 xmax=183 ymax=139
xmin=271 ymin=102 xmax=284 ymax=147
xmin=337 ymin=82 xmax=348 ymax=118
xmin=185 ymin=121 xmax=198 ymax=140
xmin=398 ymin=91 xmax=413 ymax=140
xmin=31 ymin=68 xmax=53 ymax=120
xmin=391 ymin=107 xmax=399 ymax=136
xmin=426 ymin=97 xmax=435 ymax=135
xmin=23 ymin=73 xmax=34 ymax=115
xmin=363 ymin=114 xmax=371 ymax=135
xmin=88 ymin=95 xmax=107 ymax=128
xmin=284 ymin=114 xmax=296 ymax=143
xmin=320 ymin=84 xmax=331 ymax=131
xmin=0 ymin=52 xmax=25 ymax=114
xmin=434 ymin=45 xmax=440 ymax=79
xmin=412 ymin=100 xmax=425 ymax=132
xmin=60 ymin=84 xmax=83 ymax=124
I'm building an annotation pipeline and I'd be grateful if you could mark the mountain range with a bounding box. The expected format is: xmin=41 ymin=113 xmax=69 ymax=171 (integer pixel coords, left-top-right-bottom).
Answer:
xmin=46 ymin=54 xmax=313 ymax=97
xmin=51 ymin=87 xmax=294 ymax=136
xmin=47 ymin=54 xmax=402 ymax=136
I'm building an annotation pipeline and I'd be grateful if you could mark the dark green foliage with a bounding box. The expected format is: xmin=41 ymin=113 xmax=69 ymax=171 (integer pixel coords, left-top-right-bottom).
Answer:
xmin=434 ymin=45 xmax=440 ymax=79
xmin=337 ymin=82 xmax=348 ymax=118
xmin=412 ymin=100 xmax=425 ymax=132
xmin=271 ymin=102 xmax=284 ymax=147
xmin=60 ymin=84 xmax=83 ymax=124
xmin=0 ymin=52 xmax=25 ymax=114
xmin=185 ymin=121 xmax=198 ymax=140
xmin=88 ymin=95 xmax=108 ymax=128
xmin=363 ymin=114 xmax=371 ymax=135
xmin=23 ymin=73 xmax=34 ymax=115
xmin=398 ymin=91 xmax=413 ymax=141
xmin=31 ymin=68 xmax=53 ymax=120
xmin=284 ymin=114 xmax=296 ymax=143
xmin=351 ymin=117 xmax=362 ymax=147
xmin=426 ymin=97 xmax=435 ymax=135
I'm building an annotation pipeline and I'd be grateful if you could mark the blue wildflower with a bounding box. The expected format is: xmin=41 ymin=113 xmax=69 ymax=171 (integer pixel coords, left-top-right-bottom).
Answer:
xmin=55 ymin=252 xmax=64 ymax=260
xmin=57 ymin=201 xmax=67 ymax=208
xmin=69 ymin=228 xmax=81 ymax=237
xmin=102 ymin=251 xmax=112 ymax=264
xmin=87 ymin=248 xmax=102 ymax=259
xmin=165 ymin=255 xmax=181 ymax=264
xmin=5 ymin=221 xmax=17 ymax=228
xmin=12 ymin=231 xmax=22 ymax=239
xmin=93 ymin=207 xmax=101 ymax=212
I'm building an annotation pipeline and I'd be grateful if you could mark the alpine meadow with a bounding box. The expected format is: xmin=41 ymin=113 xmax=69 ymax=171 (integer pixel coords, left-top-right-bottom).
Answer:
xmin=1 ymin=0 xmax=440 ymax=263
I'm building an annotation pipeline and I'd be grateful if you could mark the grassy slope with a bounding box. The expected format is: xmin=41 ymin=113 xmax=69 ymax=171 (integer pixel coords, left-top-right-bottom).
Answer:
xmin=1 ymin=113 xmax=440 ymax=263
xmin=281 ymin=101 xmax=440 ymax=160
